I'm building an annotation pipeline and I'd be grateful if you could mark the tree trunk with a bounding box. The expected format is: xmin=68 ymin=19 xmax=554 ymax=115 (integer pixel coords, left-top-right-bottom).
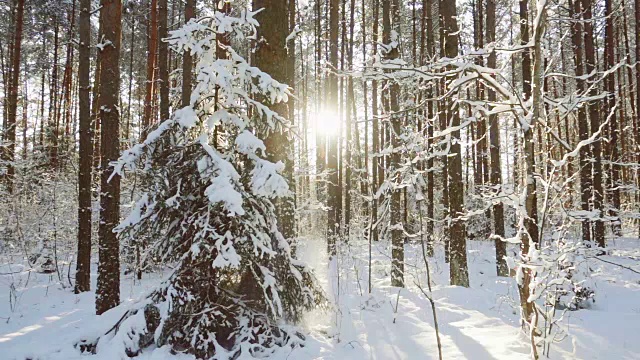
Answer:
xmin=386 ymin=0 xmax=404 ymax=288
xmin=253 ymin=0 xmax=296 ymax=240
xmin=486 ymin=0 xmax=507 ymax=276
xmin=286 ymin=0 xmax=297 ymax=238
xmin=441 ymin=0 xmax=469 ymax=287
xmin=438 ymin=4 xmax=451 ymax=263
xmin=181 ymin=0 xmax=195 ymax=107
xmin=327 ymin=0 xmax=340 ymax=255
xmin=21 ymin=80 xmax=27 ymax=160
xmin=75 ymin=0 xmax=93 ymax=294
xmin=371 ymin=0 xmax=380 ymax=242
xmin=158 ymin=0 xmax=169 ymax=121
xmin=423 ymin=0 xmax=435 ymax=257
xmin=569 ymin=0 xmax=594 ymax=247
xmin=38 ymin=43 xmax=45 ymax=147
xmin=62 ymin=0 xmax=77 ymax=154
xmin=2 ymin=0 xmax=24 ymax=192
xmin=604 ymin=0 xmax=621 ymax=238
xmin=518 ymin=0 xmax=543 ymax=329
xmin=96 ymin=0 xmax=122 ymax=316
xmin=636 ymin=0 xmax=640 ymax=237
xmin=344 ymin=0 xmax=356 ymax=234
xmin=582 ymin=0 xmax=606 ymax=247
xmin=315 ymin=0 xmax=326 ymax=197
xmin=474 ymin=0 xmax=487 ymax=189
xmin=50 ymin=22 xmax=60 ymax=169
xmin=92 ymin=21 xmax=102 ymax=184
xmin=142 ymin=0 xmax=158 ymax=140
xmin=361 ymin=0 xmax=369 ymax=203
xmin=126 ymin=8 xmax=135 ymax=142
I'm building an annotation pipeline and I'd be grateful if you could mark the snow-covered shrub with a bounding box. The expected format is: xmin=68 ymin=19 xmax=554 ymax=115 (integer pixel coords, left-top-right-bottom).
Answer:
xmin=78 ymin=9 xmax=324 ymax=359
xmin=464 ymin=194 xmax=491 ymax=241
xmin=536 ymin=220 xmax=595 ymax=311
xmin=502 ymin=191 xmax=597 ymax=355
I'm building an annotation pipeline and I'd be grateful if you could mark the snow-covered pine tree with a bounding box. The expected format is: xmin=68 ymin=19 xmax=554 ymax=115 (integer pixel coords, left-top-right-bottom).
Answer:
xmin=78 ymin=9 xmax=324 ymax=359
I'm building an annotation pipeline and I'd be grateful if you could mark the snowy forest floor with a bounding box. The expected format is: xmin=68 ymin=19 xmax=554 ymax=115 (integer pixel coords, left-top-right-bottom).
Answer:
xmin=1 ymin=237 xmax=639 ymax=359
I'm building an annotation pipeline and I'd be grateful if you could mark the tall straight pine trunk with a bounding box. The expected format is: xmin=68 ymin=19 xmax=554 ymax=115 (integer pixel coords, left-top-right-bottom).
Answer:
xmin=142 ymin=0 xmax=158 ymax=140
xmin=2 ymin=0 xmax=24 ymax=193
xmin=253 ymin=0 xmax=295 ymax=240
xmin=327 ymin=0 xmax=340 ymax=255
xmin=486 ymin=0 xmax=507 ymax=276
xmin=386 ymin=0 xmax=404 ymax=288
xmin=636 ymin=0 xmax=640 ymax=237
xmin=582 ymin=0 xmax=605 ymax=247
xmin=440 ymin=0 xmax=469 ymax=287
xmin=569 ymin=0 xmax=595 ymax=247
xmin=181 ymin=0 xmax=195 ymax=108
xmin=158 ymin=0 xmax=169 ymax=121
xmin=96 ymin=0 xmax=122 ymax=316
xmin=604 ymin=0 xmax=622 ymax=238
xmin=75 ymin=0 xmax=93 ymax=294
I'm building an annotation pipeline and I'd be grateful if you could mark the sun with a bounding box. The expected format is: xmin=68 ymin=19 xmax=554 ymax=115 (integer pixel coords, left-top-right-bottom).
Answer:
xmin=312 ymin=109 xmax=340 ymax=136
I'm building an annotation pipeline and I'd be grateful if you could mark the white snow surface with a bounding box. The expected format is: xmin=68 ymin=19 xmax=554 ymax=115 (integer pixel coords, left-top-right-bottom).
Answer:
xmin=1 ymin=238 xmax=639 ymax=359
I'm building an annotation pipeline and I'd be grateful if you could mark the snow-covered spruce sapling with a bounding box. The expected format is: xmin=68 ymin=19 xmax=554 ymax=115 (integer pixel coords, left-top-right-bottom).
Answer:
xmin=76 ymin=10 xmax=324 ymax=359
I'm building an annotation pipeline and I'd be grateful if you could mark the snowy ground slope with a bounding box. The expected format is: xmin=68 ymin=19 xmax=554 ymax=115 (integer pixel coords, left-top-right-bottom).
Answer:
xmin=1 ymin=238 xmax=639 ymax=359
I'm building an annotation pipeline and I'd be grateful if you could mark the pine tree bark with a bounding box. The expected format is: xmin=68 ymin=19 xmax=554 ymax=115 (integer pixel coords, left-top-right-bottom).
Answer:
xmin=438 ymin=4 xmax=451 ymax=263
xmin=569 ymin=0 xmax=594 ymax=247
xmin=181 ymin=0 xmax=195 ymax=107
xmin=474 ymin=0 xmax=487 ymax=189
xmin=50 ymin=22 xmax=60 ymax=169
xmin=96 ymin=0 xmax=122 ymax=316
xmin=62 ymin=0 xmax=77 ymax=154
xmin=423 ymin=0 xmax=435 ymax=256
xmin=2 ymin=0 xmax=24 ymax=192
xmin=582 ymin=0 xmax=605 ymax=247
xmin=343 ymin=0 xmax=356 ymax=233
xmin=142 ymin=0 xmax=158 ymax=140
xmin=38 ymin=36 xmax=46 ymax=147
xmin=361 ymin=0 xmax=369 ymax=203
xmin=441 ymin=0 xmax=469 ymax=287
xmin=604 ymin=0 xmax=621 ymax=238
xmin=92 ymin=15 xmax=103 ymax=183
xmin=518 ymin=0 xmax=545 ymax=328
xmin=286 ymin=0 xmax=297 ymax=237
xmin=21 ymin=80 xmax=27 ymax=160
xmin=371 ymin=0 xmax=380 ymax=243
xmin=327 ymin=0 xmax=340 ymax=254
xmin=253 ymin=0 xmax=296 ymax=240
xmin=315 ymin=0 xmax=326 ymax=187
xmin=253 ymin=0 xmax=295 ymax=239
xmin=385 ymin=0 xmax=404 ymax=288
xmin=75 ymin=0 xmax=93 ymax=294
xmin=158 ymin=0 xmax=169 ymax=121
xmin=126 ymin=8 xmax=135 ymax=142
xmin=486 ymin=0 xmax=507 ymax=276
xmin=635 ymin=0 xmax=640 ymax=237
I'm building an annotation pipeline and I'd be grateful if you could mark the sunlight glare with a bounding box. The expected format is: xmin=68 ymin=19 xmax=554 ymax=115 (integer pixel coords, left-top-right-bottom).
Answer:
xmin=313 ymin=109 xmax=340 ymax=136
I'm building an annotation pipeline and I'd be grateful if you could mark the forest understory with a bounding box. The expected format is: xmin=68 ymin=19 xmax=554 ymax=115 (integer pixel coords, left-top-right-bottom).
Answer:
xmin=2 ymin=235 xmax=640 ymax=360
